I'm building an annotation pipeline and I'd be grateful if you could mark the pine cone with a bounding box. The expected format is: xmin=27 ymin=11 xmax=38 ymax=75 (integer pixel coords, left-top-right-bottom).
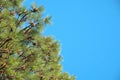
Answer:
xmin=10 ymin=11 xmax=15 ymax=16
xmin=33 ymin=8 xmax=38 ymax=12
xmin=30 ymin=22 xmax=35 ymax=26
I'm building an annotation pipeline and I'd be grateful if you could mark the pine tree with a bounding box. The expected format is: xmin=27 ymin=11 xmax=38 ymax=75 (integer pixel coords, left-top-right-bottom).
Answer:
xmin=0 ymin=0 xmax=75 ymax=80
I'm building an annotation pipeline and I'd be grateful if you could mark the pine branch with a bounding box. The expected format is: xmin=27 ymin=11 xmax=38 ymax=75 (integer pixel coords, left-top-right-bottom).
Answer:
xmin=0 ymin=62 xmax=6 ymax=70
xmin=17 ymin=12 xmax=29 ymax=26
xmin=0 ymin=37 xmax=12 ymax=48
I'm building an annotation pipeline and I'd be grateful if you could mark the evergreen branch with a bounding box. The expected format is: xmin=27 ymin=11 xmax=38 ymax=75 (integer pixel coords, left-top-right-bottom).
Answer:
xmin=20 ymin=25 xmax=31 ymax=32
xmin=22 ymin=53 xmax=34 ymax=62
xmin=0 ymin=48 xmax=9 ymax=53
xmin=15 ymin=65 xmax=26 ymax=71
xmin=20 ymin=22 xmax=39 ymax=35
xmin=0 ymin=37 xmax=12 ymax=48
xmin=17 ymin=12 xmax=29 ymax=26
xmin=24 ymin=27 xmax=32 ymax=34
xmin=0 ymin=62 xmax=6 ymax=70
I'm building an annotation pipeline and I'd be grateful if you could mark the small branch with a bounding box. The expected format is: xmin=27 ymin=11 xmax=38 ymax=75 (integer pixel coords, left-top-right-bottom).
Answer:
xmin=0 ymin=37 xmax=12 ymax=48
xmin=17 ymin=12 xmax=29 ymax=26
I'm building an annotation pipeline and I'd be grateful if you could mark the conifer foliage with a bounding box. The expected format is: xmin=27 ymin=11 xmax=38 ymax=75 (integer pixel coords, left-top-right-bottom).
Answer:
xmin=0 ymin=0 xmax=75 ymax=80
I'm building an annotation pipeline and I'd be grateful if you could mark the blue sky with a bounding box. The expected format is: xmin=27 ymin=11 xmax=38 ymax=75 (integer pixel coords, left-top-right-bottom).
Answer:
xmin=24 ymin=0 xmax=120 ymax=80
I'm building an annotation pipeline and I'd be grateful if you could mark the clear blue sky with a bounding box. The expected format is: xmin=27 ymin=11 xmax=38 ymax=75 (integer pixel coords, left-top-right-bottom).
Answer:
xmin=24 ymin=0 xmax=120 ymax=80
